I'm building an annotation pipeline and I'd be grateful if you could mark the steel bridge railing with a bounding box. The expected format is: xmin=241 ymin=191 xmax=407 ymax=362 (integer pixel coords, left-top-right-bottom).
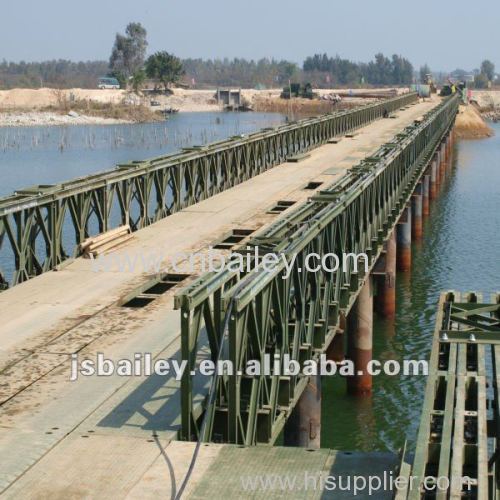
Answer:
xmin=0 ymin=93 xmax=417 ymax=289
xmin=174 ymin=94 xmax=460 ymax=445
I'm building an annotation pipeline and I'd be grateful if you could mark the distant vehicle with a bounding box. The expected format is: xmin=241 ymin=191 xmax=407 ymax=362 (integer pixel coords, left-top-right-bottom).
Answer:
xmin=150 ymin=100 xmax=161 ymax=106
xmin=98 ymin=77 xmax=120 ymax=89
xmin=280 ymin=82 xmax=316 ymax=99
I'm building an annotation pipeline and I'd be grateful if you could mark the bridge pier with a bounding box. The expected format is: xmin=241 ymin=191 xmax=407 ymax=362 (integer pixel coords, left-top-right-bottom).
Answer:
xmin=396 ymin=206 xmax=411 ymax=271
xmin=447 ymin=132 xmax=454 ymax=173
xmin=422 ymin=173 xmax=430 ymax=217
xmin=440 ymin=143 xmax=447 ymax=182
xmin=374 ymin=230 xmax=396 ymax=317
xmin=436 ymin=151 xmax=442 ymax=190
xmin=435 ymin=150 xmax=442 ymax=188
xmin=347 ymin=277 xmax=373 ymax=396
xmin=411 ymin=185 xmax=423 ymax=240
xmin=430 ymin=159 xmax=438 ymax=200
xmin=284 ymin=373 xmax=321 ymax=448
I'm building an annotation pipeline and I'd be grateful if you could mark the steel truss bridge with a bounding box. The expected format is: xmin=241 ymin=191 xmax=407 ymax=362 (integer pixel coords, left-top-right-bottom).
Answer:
xmin=174 ymin=93 xmax=460 ymax=445
xmin=0 ymin=93 xmax=416 ymax=289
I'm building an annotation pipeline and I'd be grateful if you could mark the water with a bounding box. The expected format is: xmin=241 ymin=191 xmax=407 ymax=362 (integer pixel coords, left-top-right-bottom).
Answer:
xmin=322 ymin=122 xmax=500 ymax=452
xmin=0 ymin=111 xmax=286 ymax=196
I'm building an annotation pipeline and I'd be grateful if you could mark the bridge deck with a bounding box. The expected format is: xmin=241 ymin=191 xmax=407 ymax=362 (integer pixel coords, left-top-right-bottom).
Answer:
xmin=0 ymin=97 xmax=439 ymax=496
xmin=3 ymin=441 xmax=399 ymax=499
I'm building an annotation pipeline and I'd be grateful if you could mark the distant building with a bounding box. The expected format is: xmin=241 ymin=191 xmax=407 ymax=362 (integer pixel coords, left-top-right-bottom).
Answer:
xmin=216 ymin=88 xmax=241 ymax=108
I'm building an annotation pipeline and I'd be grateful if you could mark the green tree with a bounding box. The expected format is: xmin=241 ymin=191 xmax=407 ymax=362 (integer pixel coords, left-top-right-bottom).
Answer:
xmin=131 ymin=69 xmax=146 ymax=93
xmin=365 ymin=53 xmax=392 ymax=85
xmin=474 ymin=73 xmax=489 ymax=89
xmin=391 ymin=54 xmax=414 ymax=84
xmin=109 ymin=22 xmax=148 ymax=87
xmin=278 ymin=61 xmax=298 ymax=83
xmin=145 ymin=52 xmax=184 ymax=91
xmin=480 ymin=60 xmax=495 ymax=81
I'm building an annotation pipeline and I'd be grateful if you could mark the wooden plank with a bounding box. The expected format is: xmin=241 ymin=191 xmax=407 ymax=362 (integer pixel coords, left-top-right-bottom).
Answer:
xmin=87 ymin=234 xmax=134 ymax=258
xmin=80 ymin=225 xmax=130 ymax=250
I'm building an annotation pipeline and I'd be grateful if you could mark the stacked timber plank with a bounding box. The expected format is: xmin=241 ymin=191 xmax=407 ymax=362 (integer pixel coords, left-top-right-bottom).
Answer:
xmin=80 ymin=225 xmax=133 ymax=259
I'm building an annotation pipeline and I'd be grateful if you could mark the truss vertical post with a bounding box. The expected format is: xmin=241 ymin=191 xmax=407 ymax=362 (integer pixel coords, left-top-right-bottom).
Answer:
xmin=326 ymin=313 xmax=346 ymax=362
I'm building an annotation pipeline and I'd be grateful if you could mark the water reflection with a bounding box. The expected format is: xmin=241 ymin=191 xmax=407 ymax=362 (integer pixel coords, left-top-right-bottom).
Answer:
xmin=0 ymin=111 xmax=286 ymax=196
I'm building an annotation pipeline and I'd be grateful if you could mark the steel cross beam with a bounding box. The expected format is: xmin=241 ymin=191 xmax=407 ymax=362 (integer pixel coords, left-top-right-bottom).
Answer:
xmin=175 ymin=94 xmax=460 ymax=444
xmin=0 ymin=93 xmax=417 ymax=289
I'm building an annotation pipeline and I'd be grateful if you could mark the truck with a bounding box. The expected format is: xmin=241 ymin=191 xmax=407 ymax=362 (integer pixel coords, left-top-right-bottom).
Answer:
xmin=280 ymin=83 xmax=315 ymax=99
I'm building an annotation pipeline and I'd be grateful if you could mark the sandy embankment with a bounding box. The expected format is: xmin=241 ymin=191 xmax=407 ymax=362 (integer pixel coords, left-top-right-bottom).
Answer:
xmin=471 ymin=90 xmax=500 ymax=109
xmin=0 ymin=86 xmax=411 ymax=127
xmin=0 ymin=87 xmax=228 ymax=126
xmin=0 ymin=88 xmax=126 ymax=109
xmin=143 ymin=88 xmax=284 ymax=112
xmin=0 ymin=88 xmax=131 ymax=127
xmin=454 ymin=104 xmax=493 ymax=139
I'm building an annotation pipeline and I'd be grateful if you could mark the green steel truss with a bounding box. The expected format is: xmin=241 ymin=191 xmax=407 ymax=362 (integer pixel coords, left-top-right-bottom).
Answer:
xmin=174 ymin=94 xmax=460 ymax=445
xmin=409 ymin=291 xmax=500 ymax=499
xmin=0 ymin=93 xmax=417 ymax=288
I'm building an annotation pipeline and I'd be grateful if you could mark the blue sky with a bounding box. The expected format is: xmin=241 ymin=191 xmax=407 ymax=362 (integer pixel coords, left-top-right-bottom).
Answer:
xmin=1 ymin=0 xmax=498 ymax=71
